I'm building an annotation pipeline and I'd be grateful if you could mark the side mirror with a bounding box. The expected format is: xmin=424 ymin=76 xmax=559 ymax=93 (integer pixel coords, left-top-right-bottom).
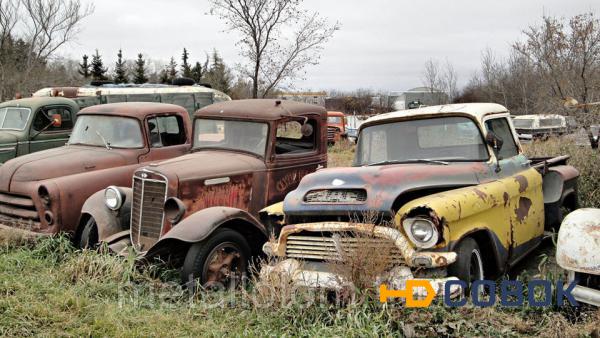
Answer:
xmin=300 ymin=123 xmax=313 ymax=137
xmin=51 ymin=114 xmax=62 ymax=128
xmin=486 ymin=132 xmax=504 ymax=152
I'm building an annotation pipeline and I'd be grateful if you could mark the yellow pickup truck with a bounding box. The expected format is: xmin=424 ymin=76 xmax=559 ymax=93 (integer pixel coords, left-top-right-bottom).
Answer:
xmin=260 ymin=103 xmax=579 ymax=297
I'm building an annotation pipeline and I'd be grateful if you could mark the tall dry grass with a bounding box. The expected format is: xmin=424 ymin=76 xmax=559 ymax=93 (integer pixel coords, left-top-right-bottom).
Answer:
xmin=523 ymin=138 xmax=600 ymax=208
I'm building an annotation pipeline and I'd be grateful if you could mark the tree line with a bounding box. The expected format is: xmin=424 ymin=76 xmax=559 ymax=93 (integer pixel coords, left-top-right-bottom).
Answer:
xmin=77 ymin=48 xmax=233 ymax=94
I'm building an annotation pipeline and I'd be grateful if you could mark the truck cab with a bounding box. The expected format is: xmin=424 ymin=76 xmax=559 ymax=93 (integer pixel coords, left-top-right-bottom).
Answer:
xmin=327 ymin=111 xmax=346 ymax=145
xmin=0 ymin=97 xmax=79 ymax=164
xmin=81 ymin=99 xmax=327 ymax=287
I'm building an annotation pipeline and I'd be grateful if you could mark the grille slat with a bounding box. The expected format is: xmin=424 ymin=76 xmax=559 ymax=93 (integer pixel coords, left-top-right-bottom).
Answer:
xmin=304 ymin=189 xmax=367 ymax=203
xmin=285 ymin=234 xmax=404 ymax=264
xmin=130 ymin=175 xmax=167 ymax=252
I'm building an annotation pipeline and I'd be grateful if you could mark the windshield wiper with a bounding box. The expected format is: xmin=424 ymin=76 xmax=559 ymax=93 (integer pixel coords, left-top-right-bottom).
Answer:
xmin=96 ymin=131 xmax=111 ymax=150
xmin=367 ymin=158 xmax=449 ymax=166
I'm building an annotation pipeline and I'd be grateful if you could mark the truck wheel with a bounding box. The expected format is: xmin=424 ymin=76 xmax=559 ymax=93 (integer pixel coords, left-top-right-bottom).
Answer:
xmin=181 ymin=228 xmax=250 ymax=289
xmin=78 ymin=217 xmax=99 ymax=249
xmin=448 ymin=237 xmax=484 ymax=293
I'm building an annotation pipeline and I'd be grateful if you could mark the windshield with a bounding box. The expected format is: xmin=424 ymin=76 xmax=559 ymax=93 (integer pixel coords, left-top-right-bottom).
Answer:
xmin=68 ymin=115 xmax=143 ymax=148
xmin=355 ymin=116 xmax=489 ymax=166
xmin=0 ymin=107 xmax=31 ymax=130
xmin=328 ymin=116 xmax=343 ymax=124
xmin=193 ymin=118 xmax=268 ymax=157
xmin=539 ymin=118 xmax=563 ymax=127
xmin=513 ymin=119 xmax=534 ymax=128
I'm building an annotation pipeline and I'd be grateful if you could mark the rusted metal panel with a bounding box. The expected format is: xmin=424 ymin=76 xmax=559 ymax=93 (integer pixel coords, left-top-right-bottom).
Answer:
xmin=556 ymin=208 xmax=600 ymax=275
xmin=0 ymin=103 xmax=192 ymax=235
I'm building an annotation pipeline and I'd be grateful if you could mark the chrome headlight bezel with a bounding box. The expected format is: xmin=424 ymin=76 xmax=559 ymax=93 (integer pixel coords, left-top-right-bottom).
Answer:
xmin=402 ymin=217 xmax=439 ymax=249
xmin=104 ymin=186 xmax=124 ymax=211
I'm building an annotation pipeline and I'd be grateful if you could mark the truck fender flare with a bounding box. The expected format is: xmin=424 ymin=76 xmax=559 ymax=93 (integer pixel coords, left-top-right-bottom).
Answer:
xmin=77 ymin=187 xmax=133 ymax=242
xmin=145 ymin=207 xmax=268 ymax=258
xmin=542 ymin=165 xmax=579 ymax=205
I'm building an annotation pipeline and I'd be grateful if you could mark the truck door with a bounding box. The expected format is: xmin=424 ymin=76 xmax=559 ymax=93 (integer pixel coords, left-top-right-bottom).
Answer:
xmin=139 ymin=114 xmax=190 ymax=163
xmin=484 ymin=116 xmax=545 ymax=262
xmin=28 ymin=106 xmax=74 ymax=153
xmin=266 ymin=116 xmax=327 ymax=207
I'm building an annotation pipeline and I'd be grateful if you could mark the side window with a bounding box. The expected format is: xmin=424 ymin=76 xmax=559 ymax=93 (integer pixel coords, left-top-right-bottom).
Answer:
xmin=485 ymin=118 xmax=519 ymax=159
xmin=147 ymin=115 xmax=186 ymax=148
xmin=275 ymin=119 xmax=316 ymax=155
xmin=32 ymin=107 xmax=73 ymax=132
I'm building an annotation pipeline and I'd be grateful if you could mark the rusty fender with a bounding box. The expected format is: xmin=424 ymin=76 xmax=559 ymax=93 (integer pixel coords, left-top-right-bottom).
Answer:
xmin=264 ymin=222 xmax=457 ymax=268
xmin=397 ymin=167 xmax=544 ymax=249
xmin=556 ymin=208 xmax=600 ymax=275
xmin=79 ymin=187 xmax=132 ymax=242
xmin=542 ymin=165 xmax=579 ymax=204
xmin=145 ymin=207 xmax=268 ymax=257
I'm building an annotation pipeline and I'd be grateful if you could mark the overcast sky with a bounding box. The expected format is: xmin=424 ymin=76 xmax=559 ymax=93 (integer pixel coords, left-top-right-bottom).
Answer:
xmin=60 ymin=0 xmax=598 ymax=92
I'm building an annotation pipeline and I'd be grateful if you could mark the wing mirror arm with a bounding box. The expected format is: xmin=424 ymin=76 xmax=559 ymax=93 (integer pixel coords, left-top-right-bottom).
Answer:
xmin=486 ymin=132 xmax=504 ymax=173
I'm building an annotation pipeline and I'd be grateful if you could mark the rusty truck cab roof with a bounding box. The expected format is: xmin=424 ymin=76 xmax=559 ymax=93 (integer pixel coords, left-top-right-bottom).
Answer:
xmin=78 ymin=102 xmax=188 ymax=120
xmin=360 ymin=103 xmax=508 ymax=130
xmin=194 ymin=99 xmax=326 ymax=121
xmin=327 ymin=111 xmax=345 ymax=117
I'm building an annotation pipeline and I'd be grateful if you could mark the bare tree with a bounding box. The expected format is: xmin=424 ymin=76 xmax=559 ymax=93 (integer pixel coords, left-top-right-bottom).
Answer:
xmin=208 ymin=0 xmax=339 ymax=98
xmin=0 ymin=0 xmax=93 ymax=99
xmin=421 ymin=58 xmax=456 ymax=104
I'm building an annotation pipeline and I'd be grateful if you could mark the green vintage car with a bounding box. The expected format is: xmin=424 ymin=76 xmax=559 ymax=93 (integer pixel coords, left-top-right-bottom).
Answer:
xmin=0 ymin=97 xmax=79 ymax=164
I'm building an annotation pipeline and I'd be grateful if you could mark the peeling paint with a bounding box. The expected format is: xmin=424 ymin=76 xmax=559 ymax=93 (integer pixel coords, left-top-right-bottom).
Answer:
xmin=515 ymin=197 xmax=532 ymax=222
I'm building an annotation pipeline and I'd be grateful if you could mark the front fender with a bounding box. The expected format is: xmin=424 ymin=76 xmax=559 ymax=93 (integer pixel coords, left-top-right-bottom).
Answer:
xmin=79 ymin=187 xmax=132 ymax=241
xmin=145 ymin=207 xmax=268 ymax=257
xmin=556 ymin=208 xmax=600 ymax=274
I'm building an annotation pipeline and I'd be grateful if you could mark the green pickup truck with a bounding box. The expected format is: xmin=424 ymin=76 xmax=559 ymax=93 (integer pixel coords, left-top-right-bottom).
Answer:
xmin=0 ymin=97 xmax=79 ymax=164
xmin=0 ymin=83 xmax=230 ymax=164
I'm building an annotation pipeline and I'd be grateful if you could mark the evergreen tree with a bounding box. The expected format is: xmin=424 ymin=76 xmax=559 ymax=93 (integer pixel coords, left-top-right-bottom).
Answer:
xmin=181 ymin=48 xmax=192 ymax=78
xmin=191 ymin=61 xmax=203 ymax=83
xmin=159 ymin=67 xmax=170 ymax=84
xmin=90 ymin=49 xmax=108 ymax=80
xmin=133 ymin=53 xmax=149 ymax=84
xmin=78 ymin=54 xmax=91 ymax=79
xmin=113 ymin=49 xmax=128 ymax=84
xmin=205 ymin=49 xmax=232 ymax=93
xmin=167 ymin=57 xmax=178 ymax=82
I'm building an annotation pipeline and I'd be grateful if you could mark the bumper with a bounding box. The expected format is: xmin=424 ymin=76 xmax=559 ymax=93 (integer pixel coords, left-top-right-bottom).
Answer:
xmin=570 ymin=284 xmax=600 ymax=307
xmin=262 ymin=222 xmax=461 ymax=299
xmin=261 ymin=258 xmax=462 ymax=299
xmin=0 ymin=223 xmax=50 ymax=237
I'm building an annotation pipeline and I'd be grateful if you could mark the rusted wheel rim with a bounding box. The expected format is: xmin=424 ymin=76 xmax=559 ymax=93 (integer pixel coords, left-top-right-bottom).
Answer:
xmin=202 ymin=242 xmax=245 ymax=288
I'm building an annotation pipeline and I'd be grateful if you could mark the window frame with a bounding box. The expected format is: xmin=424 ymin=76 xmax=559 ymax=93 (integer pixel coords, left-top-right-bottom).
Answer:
xmin=483 ymin=115 xmax=521 ymax=160
xmin=146 ymin=114 xmax=187 ymax=148
xmin=273 ymin=116 xmax=319 ymax=158
xmin=30 ymin=105 xmax=74 ymax=133
xmin=0 ymin=107 xmax=31 ymax=131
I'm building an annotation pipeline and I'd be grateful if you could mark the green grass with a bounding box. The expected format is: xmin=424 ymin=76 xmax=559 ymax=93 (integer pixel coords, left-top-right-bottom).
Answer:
xmin=1 ymin=139 xmax=599 ymax=337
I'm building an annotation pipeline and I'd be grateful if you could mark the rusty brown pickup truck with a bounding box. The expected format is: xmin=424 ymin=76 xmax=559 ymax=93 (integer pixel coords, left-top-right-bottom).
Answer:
xmin=80 ymin=99 xmax=327 ymax=286
xmin=0 ymin=103 xmax=191 ymax=236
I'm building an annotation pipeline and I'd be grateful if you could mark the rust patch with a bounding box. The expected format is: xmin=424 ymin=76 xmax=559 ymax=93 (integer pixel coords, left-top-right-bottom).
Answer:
xmin=514 ymin=197 xmax=532 ymax=223
xmin=503 ymin=192 xmax=509 ymax=207
xmin=514 ymin=175 xmax=528 ymax=193
xmin=435 ymin=256 xmax=447 ymax=266
xmin=473 ymin=188 xmax=487 ymax=201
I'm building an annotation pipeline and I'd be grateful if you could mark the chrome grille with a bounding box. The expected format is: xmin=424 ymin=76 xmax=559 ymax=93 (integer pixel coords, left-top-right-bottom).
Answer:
xmin=304 ymin=189 xmax=367 ymax=203
xmin=285 ymin=234 xmax=404 ymax=264
xmin=0 ymin=192 xmax=40 ymax=230
xmin=130 ymin=174 xmax=167 ymax=252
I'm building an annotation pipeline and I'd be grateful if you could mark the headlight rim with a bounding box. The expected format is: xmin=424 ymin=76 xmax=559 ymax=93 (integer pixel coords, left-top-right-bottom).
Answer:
xmin=104 ymin=186 xmax=124 ymax=211
xmin=164 ymin=197 xmax=186 ymax=225
xmin=402 ymin=216 xmax=439 ymax=249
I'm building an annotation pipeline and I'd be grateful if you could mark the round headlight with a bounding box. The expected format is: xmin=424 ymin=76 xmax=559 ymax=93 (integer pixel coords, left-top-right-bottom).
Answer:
xmin=164 ymin=197 xmax=186 ymax=225
xmin=403 ymin=217 xmax=439 ymax=249
xmin=104 ymin=186 xmax=124 ymax=211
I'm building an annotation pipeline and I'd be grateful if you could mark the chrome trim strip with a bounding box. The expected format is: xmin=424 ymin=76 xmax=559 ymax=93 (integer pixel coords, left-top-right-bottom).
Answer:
xmin=205 ymin=177 xmax=230 ymax=186
xmin=0 ymin=147 xmax=16 ymax=153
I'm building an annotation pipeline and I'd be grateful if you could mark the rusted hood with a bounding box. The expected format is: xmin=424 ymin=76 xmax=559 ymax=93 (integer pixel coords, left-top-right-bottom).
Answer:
xmin=0 ymin=146 xmax=135 ymax=191
xmin=143 ymin=150 xmax=265 ymax=182
xmin=283 ymin=162 xmax=486 ymax=216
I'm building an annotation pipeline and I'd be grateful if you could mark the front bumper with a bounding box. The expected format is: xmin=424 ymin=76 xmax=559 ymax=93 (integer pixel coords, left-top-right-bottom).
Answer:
xmin=262 ymin=222 xmax=461 ymax=299
xmin=567 ymin=271 xmax=600 ymax=307
xmin=261 ymin=258 xmax=462 ymax=299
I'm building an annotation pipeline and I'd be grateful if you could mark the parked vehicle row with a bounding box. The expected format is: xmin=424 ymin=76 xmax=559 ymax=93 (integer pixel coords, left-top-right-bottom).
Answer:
xmin=0 ymin=98 xmax=595 ymax=303
xmin=0 ymin=82 xmax=230 ymax=164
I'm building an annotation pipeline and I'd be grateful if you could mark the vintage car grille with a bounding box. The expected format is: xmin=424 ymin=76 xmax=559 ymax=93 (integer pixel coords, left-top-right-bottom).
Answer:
xmin=130 ymin=174 xmax=167 ymax=252
xmin=304 ymin=189 xmax=367 ymax=203
xmin=285 ymin=233 xmax=404 ymax=265
xmin=0 ymin=192 xmax=40 ymax=230
xmin=327 ymin=126 xmax=339 ymax=140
